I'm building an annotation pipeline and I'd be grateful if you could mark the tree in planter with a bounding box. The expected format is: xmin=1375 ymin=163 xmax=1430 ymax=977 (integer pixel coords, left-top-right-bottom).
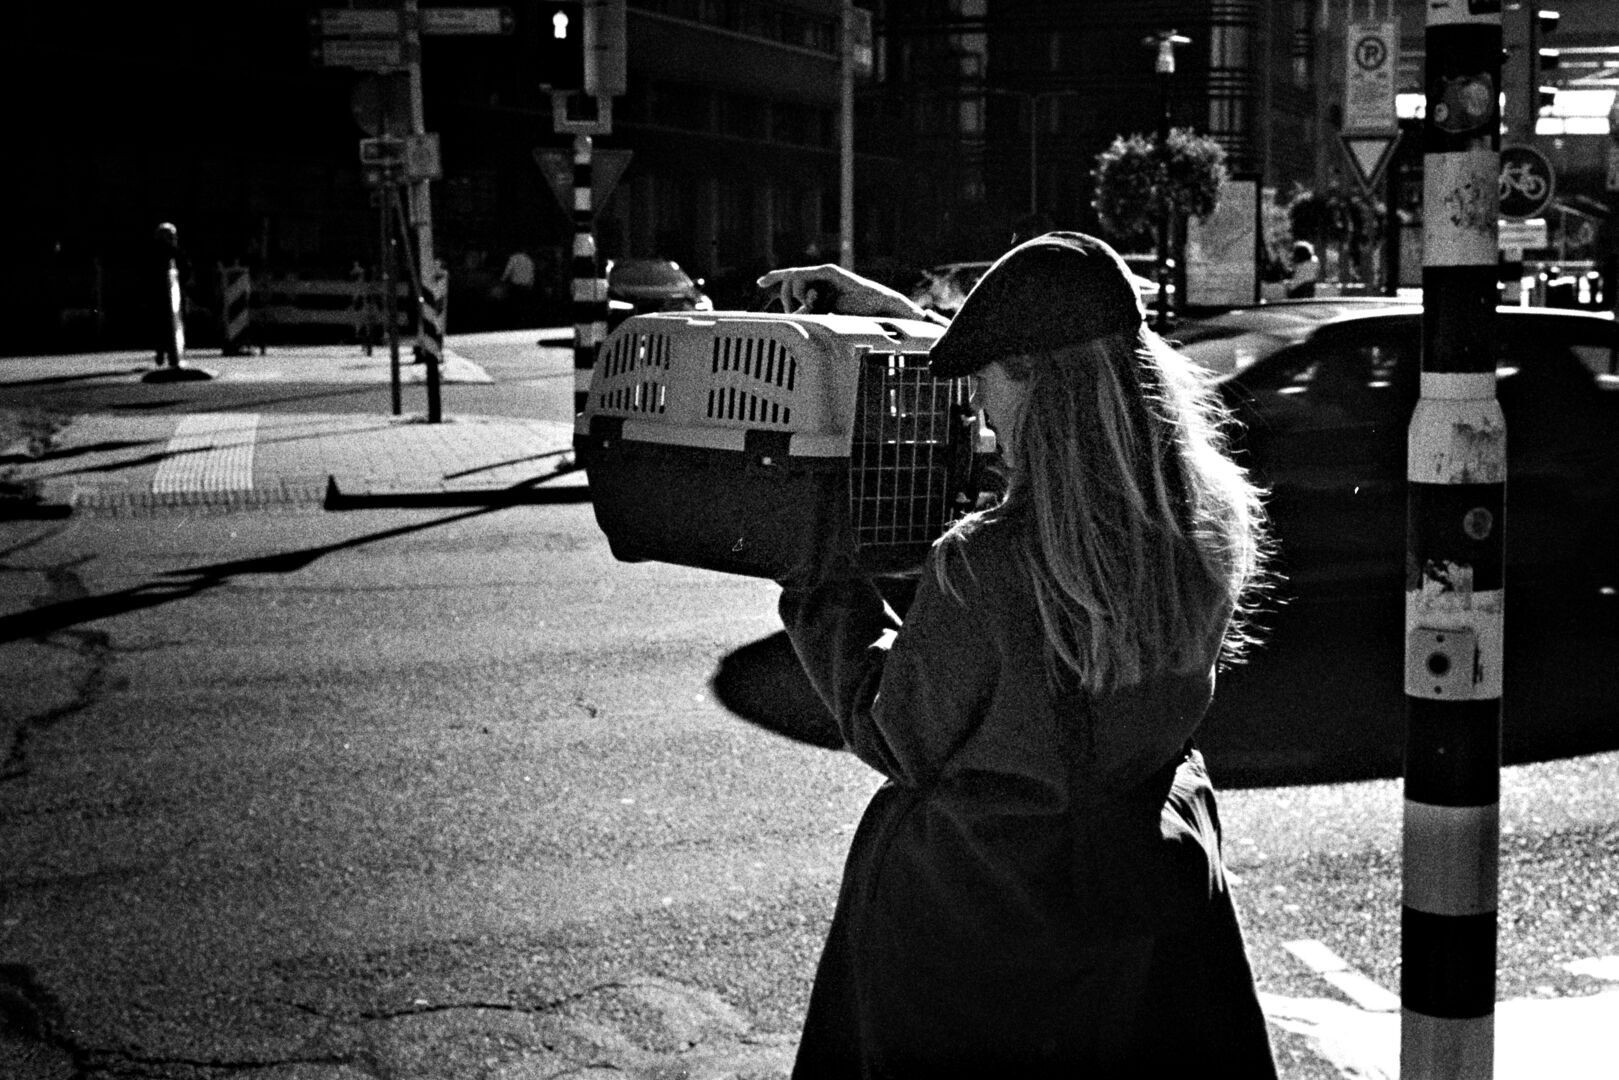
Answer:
xmin=1092 ymin=127 xmax=1227 ymax=319
xmin=1287 ymin=186 xmax=1386 ymax=288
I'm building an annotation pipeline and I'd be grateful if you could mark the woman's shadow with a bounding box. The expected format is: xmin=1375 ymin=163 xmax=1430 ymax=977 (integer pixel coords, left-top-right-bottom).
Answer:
xmin=710 ymin=631 xmax=845 ymax=750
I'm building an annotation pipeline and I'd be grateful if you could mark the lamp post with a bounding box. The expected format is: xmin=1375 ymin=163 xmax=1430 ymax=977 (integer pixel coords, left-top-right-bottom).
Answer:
xmin=982 ymin=88 xmax=1083 ymax=215
xmin=1145 ymin=29 xmax=1189 ymax=331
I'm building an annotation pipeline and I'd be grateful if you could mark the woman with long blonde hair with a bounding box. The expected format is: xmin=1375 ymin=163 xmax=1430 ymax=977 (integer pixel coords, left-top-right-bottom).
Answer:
xmin=760 ymin=232 xmax=1277 ymax=1077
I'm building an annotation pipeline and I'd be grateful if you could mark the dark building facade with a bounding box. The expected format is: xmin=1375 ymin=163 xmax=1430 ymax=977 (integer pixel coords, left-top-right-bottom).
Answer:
xmin=854 ymin=0 xmax=1322 ymax=268
xmin=7 ymin=1 xmax=1613 ymax=352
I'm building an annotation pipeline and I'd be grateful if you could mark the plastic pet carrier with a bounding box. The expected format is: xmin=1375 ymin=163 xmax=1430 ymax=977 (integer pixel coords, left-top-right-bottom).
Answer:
xmin=575 ymin=311 xmax=993 ymax=581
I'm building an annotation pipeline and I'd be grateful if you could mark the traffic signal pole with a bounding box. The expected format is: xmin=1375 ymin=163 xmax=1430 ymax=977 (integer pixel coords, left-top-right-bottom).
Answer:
xmin=1402 ymin=6 xmax=1504 ymax=1078
xmin=570 ymin=134 xmax=606 ymax=418
xmin=544 ymin=1 xmax=624 ymax=421
xmin=403 ymin=0 xmax=442 ymax=422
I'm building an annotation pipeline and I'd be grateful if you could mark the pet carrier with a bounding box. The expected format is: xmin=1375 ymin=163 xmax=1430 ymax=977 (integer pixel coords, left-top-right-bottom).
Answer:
xmin=575 ymin=311 xmax=994 ymax=582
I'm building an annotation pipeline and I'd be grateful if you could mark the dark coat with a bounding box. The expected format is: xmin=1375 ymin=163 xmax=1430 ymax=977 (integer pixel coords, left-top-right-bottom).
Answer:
xmin=779 ymin=518 xmax=1277 ymax=1078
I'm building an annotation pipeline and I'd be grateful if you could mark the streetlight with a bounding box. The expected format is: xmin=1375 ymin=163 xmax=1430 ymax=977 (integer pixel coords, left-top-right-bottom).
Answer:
xmin=1144 ymin=29 xmax=1190 ymax=331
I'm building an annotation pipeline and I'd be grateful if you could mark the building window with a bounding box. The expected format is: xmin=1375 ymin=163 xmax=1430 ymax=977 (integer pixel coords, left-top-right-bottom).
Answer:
xmin=771 ymin=100 xmax=834 ymax=147
xmin=632 ymin=0 xmax=837 ymax=55
xmin=649 ymin=82 xmax=712 ymax=131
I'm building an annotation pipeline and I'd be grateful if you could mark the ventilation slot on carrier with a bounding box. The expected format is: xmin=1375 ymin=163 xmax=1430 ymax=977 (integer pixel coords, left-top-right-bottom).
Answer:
xmin=600 ymin=380 xmax=668 ymax=415
xmin=706 ymin=386 xmax=791 ymax=425
xmin=712 ymin=336 xmax=797 ymax=390
xmin=604 ymin=332 xmax=672 ymax=378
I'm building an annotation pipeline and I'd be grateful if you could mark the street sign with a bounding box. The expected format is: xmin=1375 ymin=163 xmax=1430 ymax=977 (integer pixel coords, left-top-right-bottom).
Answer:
xmin=1498 ymin=217 xmax=1548 ymax=254
xmin=1344 ymin=22 xmax=1399 ymax=136
xmin=404 ymin=133 xmax=443 ymax=181
xmin=534 ymin=146 xmax=632 ymax=215
xmin=350 ymin=72 xmax=412 ymax=136
xmin=361 ymin=136 xmax=406 ymax=165
xmin=316 ymin=36 xmax=413 ymax=70
xmin=1340 ymin=133 xmax=1401 ymax=195
xmin=313 ymin=8 xmax=403 ymax=37
xmin=1499 ymin=144 xmax=1555 ymax=220
xmin=421 ymin=7 xmax=514 ymax=35
xmin=848 ymin=5 xmax=874 ymax=79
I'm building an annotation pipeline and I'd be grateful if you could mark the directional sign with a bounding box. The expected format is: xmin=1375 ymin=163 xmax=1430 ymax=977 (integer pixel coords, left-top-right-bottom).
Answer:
xmin=1499 ymin=144 xmax=1555 ymax=220
xmin=421 ymin=7 xmax=514 ymax=35
xmin=533 ymin=147 xmax=632 ymax=216
xmin=316 ymin=36 xmax=414 ymax=71
xmin=313 ymin=9 xmax=403 ymax=37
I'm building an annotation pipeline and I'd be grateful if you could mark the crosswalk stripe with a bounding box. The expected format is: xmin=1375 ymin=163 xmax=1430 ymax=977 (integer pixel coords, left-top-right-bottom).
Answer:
xmin=151 ymin=413 xmax=259 ymax=494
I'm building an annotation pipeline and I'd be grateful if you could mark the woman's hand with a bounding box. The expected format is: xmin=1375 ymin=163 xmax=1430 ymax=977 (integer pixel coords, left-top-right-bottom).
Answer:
xmin=756 ymin=264 xmax=934 ymax=321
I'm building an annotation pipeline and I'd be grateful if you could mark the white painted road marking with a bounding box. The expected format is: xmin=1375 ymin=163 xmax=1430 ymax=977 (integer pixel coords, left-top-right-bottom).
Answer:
xmin=1284 ymin=938 xmax=1402 ymax=1012
xmin=151 ymin=413 xmax=259 ymax=494
xmin=1267 ymin=948 xmax=1619 ymax=1078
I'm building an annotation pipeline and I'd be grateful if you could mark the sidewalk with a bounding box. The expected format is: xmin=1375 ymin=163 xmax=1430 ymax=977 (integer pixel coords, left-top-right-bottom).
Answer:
xmin=2 ymin=344 xmax=584 ymax=516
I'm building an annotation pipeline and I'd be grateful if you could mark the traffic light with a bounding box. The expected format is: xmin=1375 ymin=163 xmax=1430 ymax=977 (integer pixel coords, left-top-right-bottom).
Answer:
xmin=535 ymin=1 xmax=586 ymax=91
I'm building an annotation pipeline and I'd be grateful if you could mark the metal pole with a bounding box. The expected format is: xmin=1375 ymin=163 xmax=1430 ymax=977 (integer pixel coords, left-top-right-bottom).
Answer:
xmin=403 ymin=0 xmax=443 ymax=423
xmin=382 ymin=186 xmax=401 ymax=417
xmin=1402 ymin=5 xmax=1503 ymax=1077
xmin=1029 ymin=95 xmax=1039 ymax=214
xmin=1155 ymin=74 xmax=1172 ymax=331
xmin=571 ymin=133 xmax=606 ymax=418
xmin=1147 ymin=31 xmax=1186 ymax=332
xmin=839 ymin=0 xmax=855 ymax=270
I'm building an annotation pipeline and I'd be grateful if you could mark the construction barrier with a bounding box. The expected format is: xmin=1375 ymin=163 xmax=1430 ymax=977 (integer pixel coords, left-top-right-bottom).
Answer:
xmin=217 ymin=265 xmax=444 ymax=350
xmin=219 ymin=263 xmax=253 ymax=355
xmin=415 ymin=263 xmax=449 ymax=368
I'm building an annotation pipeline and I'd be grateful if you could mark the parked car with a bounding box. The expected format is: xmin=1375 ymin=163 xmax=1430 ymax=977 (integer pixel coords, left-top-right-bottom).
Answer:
xmin=605 ymin=258 xmax=713 ymax=316
xmin=1182 ymin=302 xmax=1619 ymax=783
xmin=911 ymin=258 xmax=1161 ymax=317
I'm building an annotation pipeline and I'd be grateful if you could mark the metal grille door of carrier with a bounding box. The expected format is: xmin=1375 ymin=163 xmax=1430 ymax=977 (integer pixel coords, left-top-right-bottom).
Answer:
xmin=851 ymin=351 xmax=969 ymax=555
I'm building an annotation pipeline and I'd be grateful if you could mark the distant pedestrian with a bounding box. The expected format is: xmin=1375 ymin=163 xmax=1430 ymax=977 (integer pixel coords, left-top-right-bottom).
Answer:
xmin=151 ymin=222 xmax=191 ymax=367
xmin=494 ymin=248 xmax=537 ymax=327
xmin=1286 ymin=240 xmax=1321 ymax=299
xmin=759 ymin=233 xmax=1278 ymax=1076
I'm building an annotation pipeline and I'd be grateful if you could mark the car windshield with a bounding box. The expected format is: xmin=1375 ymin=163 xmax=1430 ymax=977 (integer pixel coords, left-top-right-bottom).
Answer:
xmin=610 ymin=260 xmax=693 ymax=288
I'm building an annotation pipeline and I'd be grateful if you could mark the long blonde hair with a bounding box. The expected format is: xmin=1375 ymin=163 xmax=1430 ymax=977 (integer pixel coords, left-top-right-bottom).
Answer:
xmin=936 ymin=326 xmax=1270 ymax=695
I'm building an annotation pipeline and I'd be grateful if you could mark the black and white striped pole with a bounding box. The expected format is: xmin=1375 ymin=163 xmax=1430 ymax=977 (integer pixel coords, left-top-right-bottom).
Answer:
xmin=1403 ymin=5 xmax=1504 ymax=1077
xmin=571 ymin=133 xmax=607 ymax=417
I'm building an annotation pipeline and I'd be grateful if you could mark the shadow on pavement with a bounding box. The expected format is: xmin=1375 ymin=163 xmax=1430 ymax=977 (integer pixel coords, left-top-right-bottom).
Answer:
xmin=0 ymin=505 xmax=510 ymax=653
xmin=323 ymin=473 xmax=593 ymax=510
xmin=709 ymin=582 xmax=1619 ymax=792
xmin=710 ymin=631 xmax=844 ymax=751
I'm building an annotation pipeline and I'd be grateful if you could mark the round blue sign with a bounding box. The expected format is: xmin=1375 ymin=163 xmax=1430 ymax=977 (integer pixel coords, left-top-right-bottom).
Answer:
xmin=1499 ymin=145 xmax=1555 ymax=220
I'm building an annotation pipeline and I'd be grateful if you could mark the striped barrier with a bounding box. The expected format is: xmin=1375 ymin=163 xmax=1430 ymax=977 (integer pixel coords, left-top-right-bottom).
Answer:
xmin=571 ymin=134 xmax=608 ymax=417
xmin=233 ymin=269 xmax=423 ymax=349
xmin=218 ymin=263 xmax=254 ymax=355
xmin=1402 ymin=7 xmax=1503 ymax=1078
xmin=415 ymin=264 xmax=449 ymax=369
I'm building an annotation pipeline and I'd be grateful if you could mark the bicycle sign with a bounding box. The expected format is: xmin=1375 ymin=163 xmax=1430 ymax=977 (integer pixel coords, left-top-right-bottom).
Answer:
xmin=1499 ymin=145 xmax=1555 ymax=220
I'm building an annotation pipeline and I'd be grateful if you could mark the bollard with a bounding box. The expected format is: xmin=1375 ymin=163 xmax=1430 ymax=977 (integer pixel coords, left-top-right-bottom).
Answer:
xmin=219 ymin=263 xmax=253 ymax=356
xmin=571 ymin=134 xmax=608 ymax=418
xmin=1402 ymin=6 xmax=1503 ymax=1078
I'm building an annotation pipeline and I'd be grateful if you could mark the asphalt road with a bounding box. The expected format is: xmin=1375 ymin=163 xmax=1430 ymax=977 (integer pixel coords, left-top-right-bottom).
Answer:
xmin=1 ymin=488 xmax=1615 ymax=1079
xmin=1 ymin=336 xmax=1615 ymax=1077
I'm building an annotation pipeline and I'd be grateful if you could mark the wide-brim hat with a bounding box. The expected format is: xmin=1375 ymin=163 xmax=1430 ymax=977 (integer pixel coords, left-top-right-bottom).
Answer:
xmin=927 ymin=231 xmax=1146 ymax=378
